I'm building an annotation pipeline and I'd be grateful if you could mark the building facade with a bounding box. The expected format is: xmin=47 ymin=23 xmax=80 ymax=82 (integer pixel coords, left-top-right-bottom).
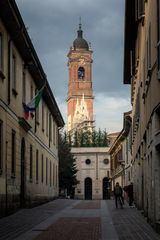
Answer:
xmin=71 ymin=147 xmax=110 ymax=200
xmin=124 ymin=0 xmax=160 ymax=231
xmin=0 ymin=0 xmax=64 ymax=216
xmin=110 ymin=112 xmax=132 ymax=191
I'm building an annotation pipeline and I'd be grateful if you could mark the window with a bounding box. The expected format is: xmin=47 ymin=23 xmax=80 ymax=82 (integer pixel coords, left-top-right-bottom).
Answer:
xmin=155 ymin=106 xmax=160 ymax=131
xmin=0 ymin=32 xmax=5 ymax=80
xmin=78 ymin=67 xmax=85 ymax=80
xmin=0 ymin=33 xmax=3 ymax=72
xmin=142 ymin=58 xmax=146 ymax=99
xmin=56 ymin=165 xmax=58 ymax=187
xmin=11 ymin=53 xmax=16 ymax=91
xmin=49 ymin=114 xmax=52 ymax=145
xmin=103 ymin=159 xmax=109 ymax=165
xmin=46 ymin=110 xmax=48 ymax=137
xmin=30 ymin=145 xmax=33 ymax=180
xmin=36 ymin=150 xmax=39 ymax=183
xmin=46 ymin=158 xmax=48 ymax=184
xmin=148 ymin=25 xmax=151 ymax=69
xmin=130 ymin=51 xmax=133 ymax=77
xmin=146 ymin=24 xmax=152 ymax=82
xmin=35 ymin=89 xmax=39 ymax=125
xmin=134 ymin=88 xmax=140 ymax=126
xmin=22 ymin=70 xmax=26 ymax=103
xmin=41 ymin=154 xmax=44 ymax=183
xmin=53 ymin=163 xmax=55 ymax=186
xmin=126 ymin=139 xmax=129 ymax=164
xmin=135 ymin=0 xmax=144 ymax=21
xmin=30 ymin=85 xmax=33 ymax=100
xmin=11 ymin=130 xmax=16 ymax=175
xmin=50 ymin=161 xmax=52 ymax=186
xmin=53 ymin=121 xmax=55 ymax=145
xmin=158 ymin=0 xmax=160 ymax=76
xmin=128 ymin=171 xmax=131 ymax=181
xmin=55 ymin=126 xmax=58 ymax=148
xmin=42 ymin=102 xmax=44 ymax=132
xmin=85 ymin=159 xmax=91 ymax=165
xmin=0 ymin=120 xmax=3 ymax=174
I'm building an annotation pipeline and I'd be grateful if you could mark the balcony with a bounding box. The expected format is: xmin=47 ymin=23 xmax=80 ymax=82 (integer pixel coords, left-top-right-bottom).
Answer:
xmin=111 ymin=164 xmax=124 ymax=178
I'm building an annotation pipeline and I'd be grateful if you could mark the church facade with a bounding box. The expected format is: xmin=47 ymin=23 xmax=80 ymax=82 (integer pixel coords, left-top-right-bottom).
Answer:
xmin=67 ymin=24 xmax=111 ymax=199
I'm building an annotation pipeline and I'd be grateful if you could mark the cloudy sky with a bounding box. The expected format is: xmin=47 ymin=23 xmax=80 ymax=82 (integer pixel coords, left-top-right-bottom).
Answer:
xmin=16 ymin=0 xmax=131 ymax=133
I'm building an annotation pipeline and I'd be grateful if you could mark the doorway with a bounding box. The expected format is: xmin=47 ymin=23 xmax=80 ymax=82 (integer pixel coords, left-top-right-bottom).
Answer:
xmin=84 ymin=177 xmax=92 ymax=200
xmin=103 ymin=177 xmax=110 ymax=199
xmin=20 ymin=138 xmax=25 ymax=207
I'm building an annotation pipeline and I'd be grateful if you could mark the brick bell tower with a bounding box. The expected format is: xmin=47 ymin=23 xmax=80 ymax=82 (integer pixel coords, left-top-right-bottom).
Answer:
xmin=67 ymin=23 xmax=94 ymax=134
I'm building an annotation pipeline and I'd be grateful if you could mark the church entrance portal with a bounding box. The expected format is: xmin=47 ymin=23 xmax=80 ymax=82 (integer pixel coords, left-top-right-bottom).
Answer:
xmin=103 ymin=177 xmax=110 ymax=199
xmin=84 ymin=177 xmax=92 ymax=200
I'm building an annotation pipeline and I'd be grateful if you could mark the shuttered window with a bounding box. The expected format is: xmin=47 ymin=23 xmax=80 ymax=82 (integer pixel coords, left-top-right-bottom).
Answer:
xmin=11 ymin=130 xmax=16 ymax=175
xmin=0 ymin=33 xmax=3 ymax=71
xmin=36 ymin=150 xmax=39 ymax=183
xmin=30 ymin=145 xmax=33 ymax=180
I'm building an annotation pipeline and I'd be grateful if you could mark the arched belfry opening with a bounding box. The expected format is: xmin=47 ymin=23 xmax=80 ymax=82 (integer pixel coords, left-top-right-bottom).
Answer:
xmin=78 ymin=67 xmax=85 ymax=80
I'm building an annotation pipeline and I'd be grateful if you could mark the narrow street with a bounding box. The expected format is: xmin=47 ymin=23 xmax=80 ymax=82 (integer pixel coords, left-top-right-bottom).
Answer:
xmin=0 ymin=199 xmax=159 ymax=240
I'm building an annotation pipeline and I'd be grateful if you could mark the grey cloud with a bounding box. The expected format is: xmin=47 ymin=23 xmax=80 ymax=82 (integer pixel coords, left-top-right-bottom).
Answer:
xmin=16 ymin=0 xmax=128 ymax=115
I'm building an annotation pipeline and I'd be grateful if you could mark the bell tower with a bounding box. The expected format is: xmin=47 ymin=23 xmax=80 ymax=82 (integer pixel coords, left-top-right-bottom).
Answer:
xmin=67 ymin=23 xmax=94 ymax=135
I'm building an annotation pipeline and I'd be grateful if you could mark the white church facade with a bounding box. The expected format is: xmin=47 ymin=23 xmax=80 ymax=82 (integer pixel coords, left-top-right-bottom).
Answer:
xmin=71 ymin=147 xmax=110 ymax=200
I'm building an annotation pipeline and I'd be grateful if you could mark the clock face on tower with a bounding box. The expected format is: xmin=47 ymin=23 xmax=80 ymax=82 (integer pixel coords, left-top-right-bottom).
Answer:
xmin=78 ymin=67 xmax=85 ymax=80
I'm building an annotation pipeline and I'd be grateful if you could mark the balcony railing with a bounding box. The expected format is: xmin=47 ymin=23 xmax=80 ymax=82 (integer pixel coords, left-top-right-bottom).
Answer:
xmin=111 ymin=164 xmax=124 ymax=177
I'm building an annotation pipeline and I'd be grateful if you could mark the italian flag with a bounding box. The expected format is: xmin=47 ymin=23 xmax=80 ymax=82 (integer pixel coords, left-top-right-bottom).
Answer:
xmin=23 ymin=85 xmax=44 ymax=120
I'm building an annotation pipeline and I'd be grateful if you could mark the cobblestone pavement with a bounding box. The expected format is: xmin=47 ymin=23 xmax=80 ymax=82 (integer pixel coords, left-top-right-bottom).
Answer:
xmin=73 ymin=200 xmax=101 ymax=209
xmin=0 ymin=199 xmax=160 ymax=240
xmin=34 ymin=217 xmax=101 ymax=240
xmin=34 ymin=200 xmax=101 ymax=240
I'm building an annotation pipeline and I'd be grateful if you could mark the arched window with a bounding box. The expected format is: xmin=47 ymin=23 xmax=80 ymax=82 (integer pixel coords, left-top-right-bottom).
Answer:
xmin=78 ymin=67 xmax=85 ymax=80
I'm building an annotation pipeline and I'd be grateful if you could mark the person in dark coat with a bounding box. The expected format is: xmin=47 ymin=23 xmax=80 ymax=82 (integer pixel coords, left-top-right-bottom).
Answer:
xmin=127 ymin=182 xmax=134 ymax=207
xmin=114 ymin=182 xmax=123 ymax=208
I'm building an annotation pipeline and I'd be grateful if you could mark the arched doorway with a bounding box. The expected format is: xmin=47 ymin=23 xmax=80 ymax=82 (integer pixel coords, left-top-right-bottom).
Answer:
xmin=103 ymin=177 xmax=110 ymax=199
xmin=20 ymin=138 xmax=25 ymax=207
xmin=84 ymin=177 xmax=92 ymax=200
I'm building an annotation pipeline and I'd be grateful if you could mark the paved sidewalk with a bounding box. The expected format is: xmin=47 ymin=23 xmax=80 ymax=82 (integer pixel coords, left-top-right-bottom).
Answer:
xmin=0 ymin=199 xmax=77 ymax=240
xmin=107 ymin=200 xmax=160 ymax=240
xmin=0 ymin=199 xmax=159 ymax=240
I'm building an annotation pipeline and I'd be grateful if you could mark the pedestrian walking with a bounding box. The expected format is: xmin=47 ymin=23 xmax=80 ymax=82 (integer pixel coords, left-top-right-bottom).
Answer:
xmin=127 ymin=182 xmax=134 ymax=207
xmin=114 ymin=182 xmax=123 ymax=208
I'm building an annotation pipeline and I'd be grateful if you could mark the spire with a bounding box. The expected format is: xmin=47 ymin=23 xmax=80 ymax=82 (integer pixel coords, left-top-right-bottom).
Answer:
xmin=79 ymin=17 xmax=82 ymax=30
xmin=77 ymin=17 xmax=83 ymax=38
xmin=73 ymin=19 xmax=89 ymax=50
